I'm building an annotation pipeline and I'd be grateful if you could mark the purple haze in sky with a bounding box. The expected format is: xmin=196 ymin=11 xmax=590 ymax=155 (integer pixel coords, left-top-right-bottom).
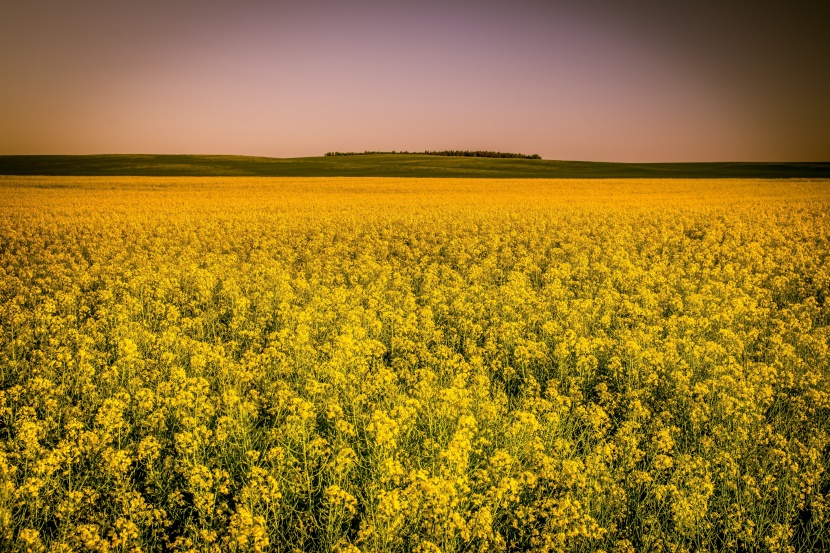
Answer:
xmin=2 ymin=0 xmax=828 ymax=161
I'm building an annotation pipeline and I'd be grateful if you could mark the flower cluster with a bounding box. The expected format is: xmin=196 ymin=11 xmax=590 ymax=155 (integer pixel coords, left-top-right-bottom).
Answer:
xmin=0 ymin=176 xmax=828 ymax=552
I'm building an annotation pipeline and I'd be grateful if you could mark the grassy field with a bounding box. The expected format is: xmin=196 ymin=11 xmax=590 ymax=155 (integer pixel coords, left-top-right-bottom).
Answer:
xmin=1 ymin=176 xmax=829 ymax=552
xmin=1 ymin=154 xmax=830 ymax=178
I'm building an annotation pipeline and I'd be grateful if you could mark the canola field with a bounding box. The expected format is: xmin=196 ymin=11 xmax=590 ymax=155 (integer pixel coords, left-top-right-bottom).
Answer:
xmin=1 ymin=176 xmax=829 ymax=553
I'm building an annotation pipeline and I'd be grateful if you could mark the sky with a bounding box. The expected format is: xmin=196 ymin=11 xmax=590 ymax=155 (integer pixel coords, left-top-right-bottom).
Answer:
xmin=1 ymin=0 xmax=828 ymax=161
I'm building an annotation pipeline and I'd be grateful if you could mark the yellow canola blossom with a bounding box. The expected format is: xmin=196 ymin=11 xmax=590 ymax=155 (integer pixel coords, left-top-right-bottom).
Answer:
xmin=0 ymin=176 xmax=829 ymax=552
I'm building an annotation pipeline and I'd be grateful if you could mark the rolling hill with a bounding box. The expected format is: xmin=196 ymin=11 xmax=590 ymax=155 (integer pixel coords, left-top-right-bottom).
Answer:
xmin=1 ymin=154 xmax=829 ymax=178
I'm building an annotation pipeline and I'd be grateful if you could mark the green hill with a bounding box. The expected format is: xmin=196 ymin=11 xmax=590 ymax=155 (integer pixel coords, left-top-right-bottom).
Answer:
xmin=1 ymin=154 xmax=829 ymax=178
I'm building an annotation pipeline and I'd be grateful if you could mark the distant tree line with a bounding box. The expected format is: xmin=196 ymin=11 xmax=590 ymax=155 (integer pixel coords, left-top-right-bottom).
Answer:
xmin=325 ymin=150 xmax=542 ymax=159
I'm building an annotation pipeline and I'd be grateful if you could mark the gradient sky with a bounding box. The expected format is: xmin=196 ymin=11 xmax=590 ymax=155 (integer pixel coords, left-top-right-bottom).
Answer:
xmin=2 ymin=0 xmax=828 ymax=161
